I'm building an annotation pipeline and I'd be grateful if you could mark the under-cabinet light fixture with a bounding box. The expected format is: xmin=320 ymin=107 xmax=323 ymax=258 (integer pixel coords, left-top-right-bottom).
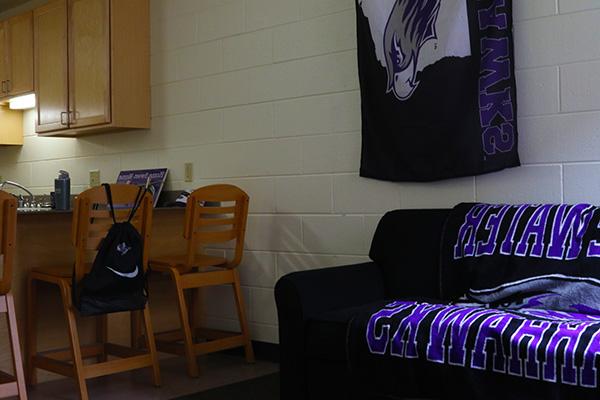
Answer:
xmin=9 ymin=93 xmax=36 ymax=110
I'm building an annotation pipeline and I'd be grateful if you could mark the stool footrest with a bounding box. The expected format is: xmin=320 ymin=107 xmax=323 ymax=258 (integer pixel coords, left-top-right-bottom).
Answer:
xmin=105 ymin=343 xmax=147 ymax=358
xmin=42 ymin=343 xmax=104 ymax=361
xmin=33 ymin=355 xmax=75 ymax=378
xmin=194 ymin=334 xmax=245 ymax=355
xmin=155 ymin=331 xmax=246 ymax=357
xmin=84 ymin=354 xmax=152 ymax=379
xmin=33 ymin=342 xmax=154 ymax=380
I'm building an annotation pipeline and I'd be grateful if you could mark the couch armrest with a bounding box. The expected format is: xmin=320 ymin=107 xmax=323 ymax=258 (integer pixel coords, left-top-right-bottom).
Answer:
xmin=275 ymin=262 xmax=384 ymax=400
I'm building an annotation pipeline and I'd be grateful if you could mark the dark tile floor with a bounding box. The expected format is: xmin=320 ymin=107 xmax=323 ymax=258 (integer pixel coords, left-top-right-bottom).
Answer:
xmin=26 ymin=355 xmax=279 ymax=400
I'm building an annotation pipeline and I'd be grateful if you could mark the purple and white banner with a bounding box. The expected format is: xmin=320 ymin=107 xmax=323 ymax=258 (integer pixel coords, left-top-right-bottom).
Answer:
xmin=365 ymin=301 xmax=600 ymax=388
xmin=357 ymin=0 xmax=520 ymax=182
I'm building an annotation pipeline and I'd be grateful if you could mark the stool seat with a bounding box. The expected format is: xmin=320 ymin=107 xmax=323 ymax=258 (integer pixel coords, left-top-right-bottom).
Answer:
xmin=150 ymin=254 xmax=228 ymax=270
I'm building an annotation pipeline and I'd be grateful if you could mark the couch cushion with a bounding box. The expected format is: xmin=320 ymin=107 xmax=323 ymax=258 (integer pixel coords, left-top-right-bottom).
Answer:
xmin=306 ymin=301 xmax=390 ymax=362
xmin=349 ymin=300 xmax=600 ymax=399
xmin=369 ymin=209 xmax=451 ymax=299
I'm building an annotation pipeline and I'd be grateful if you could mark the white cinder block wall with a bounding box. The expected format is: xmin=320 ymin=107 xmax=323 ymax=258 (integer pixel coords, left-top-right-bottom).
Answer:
xmin=0 ymin=0 xmax=598 ymax=343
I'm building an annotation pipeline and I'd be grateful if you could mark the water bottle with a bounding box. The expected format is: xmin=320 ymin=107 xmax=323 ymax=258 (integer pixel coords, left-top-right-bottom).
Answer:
xmin=54 ymin=170 xmax=71 ymax=210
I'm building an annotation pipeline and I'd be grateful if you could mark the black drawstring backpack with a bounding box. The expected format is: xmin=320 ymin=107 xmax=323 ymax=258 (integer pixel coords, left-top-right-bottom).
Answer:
xmin=73 ymin=184 xmax=149 ymax=316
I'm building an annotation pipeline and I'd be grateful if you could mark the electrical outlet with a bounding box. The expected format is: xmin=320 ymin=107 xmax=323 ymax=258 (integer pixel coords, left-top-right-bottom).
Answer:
xmin=184 ymin=163 xmax=193 ymax=182
xmin=89 ymin=170 xmax=101 ymax=187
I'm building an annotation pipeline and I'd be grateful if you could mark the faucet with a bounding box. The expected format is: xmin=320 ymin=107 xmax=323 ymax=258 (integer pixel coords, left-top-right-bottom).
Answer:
xmin=0 ymin=181 xmax=35 ymax=208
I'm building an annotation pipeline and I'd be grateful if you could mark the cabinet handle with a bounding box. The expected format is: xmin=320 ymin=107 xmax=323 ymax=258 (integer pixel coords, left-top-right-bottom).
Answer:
xmin=6 ymin=80 xmax=10 ymax=93
xmin=69 ymin=110 xmax=77 ymax=124
xmin=60 ymin=112 xmax=68 ymax=126
xmin=1 ymin=81 xmax=5 ymax=94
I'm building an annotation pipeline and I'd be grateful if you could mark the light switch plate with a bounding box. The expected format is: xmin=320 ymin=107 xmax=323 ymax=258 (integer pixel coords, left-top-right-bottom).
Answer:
xmin=184 ymin=162 xmax=193 ymax=182
xmin=89 ymin=170 xmax=101 ymax=187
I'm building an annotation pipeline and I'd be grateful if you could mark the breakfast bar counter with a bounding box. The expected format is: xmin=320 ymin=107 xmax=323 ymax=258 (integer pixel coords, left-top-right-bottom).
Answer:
xmin=1 ymin=208 xmax=191 ymax=382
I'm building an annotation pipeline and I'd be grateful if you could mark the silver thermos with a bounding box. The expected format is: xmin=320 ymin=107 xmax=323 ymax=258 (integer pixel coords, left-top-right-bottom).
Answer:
xmin=54 ymin=170 xmax=71 ymax=210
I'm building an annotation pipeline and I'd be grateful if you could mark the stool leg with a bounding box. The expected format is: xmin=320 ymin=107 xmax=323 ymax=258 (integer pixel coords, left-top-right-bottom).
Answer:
xmin=96 ymin=315 xmax=108 ymax=362
xmin=170 ymin=270 xmax=199 ymax=377
xmin=141 ymin=306 xmax=161 ymax=387
xmin=25 ymin=276 xmax=37 ymax=385
xmin=130 ymin=310 xmax=142 ymax=349
xmin=188 ymin=288 xmax=198 ymax=341
xmin=6 ymin=293 xmax=27 ymax=400
xmin=59 ymin=282 xmax=88 ymax=400
xmin=232 ymin=269 xmax=254 ymax=363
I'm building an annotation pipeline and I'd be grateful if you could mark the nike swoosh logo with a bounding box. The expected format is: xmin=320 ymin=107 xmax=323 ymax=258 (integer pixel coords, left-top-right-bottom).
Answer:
xmin=106 ymin=265 xmax=139 ymax=279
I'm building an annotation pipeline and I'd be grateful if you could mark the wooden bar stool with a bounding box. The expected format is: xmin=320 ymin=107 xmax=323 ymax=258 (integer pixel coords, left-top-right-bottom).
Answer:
xmin=0 ymin=191 xmax=27 ymax=400
xmin=148 ymin=184 xmax=254 ymax=377
xmin=25 ymin=185 xmax=160 ymax=400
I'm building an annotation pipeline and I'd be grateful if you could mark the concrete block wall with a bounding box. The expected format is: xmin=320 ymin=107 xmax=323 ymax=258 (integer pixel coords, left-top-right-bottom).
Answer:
xmin=0 ymin=0 xmax=599 ymax=343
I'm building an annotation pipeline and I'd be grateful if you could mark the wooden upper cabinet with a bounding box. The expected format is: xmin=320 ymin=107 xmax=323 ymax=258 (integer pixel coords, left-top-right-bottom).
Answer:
xmin=34 ymin=0 xmax=150 ymax=136
xmin=0 ymin=23 xmax=8 ymax=97
xmin=34 ymin=0 xmax=69 ymax=133
xmin=0 ymin=12 xmax=35 ymax=99
xmin=7 ymin=12 xmax=34 ymax=97
xmin=68 ymin=0 xmax=110 ymax=129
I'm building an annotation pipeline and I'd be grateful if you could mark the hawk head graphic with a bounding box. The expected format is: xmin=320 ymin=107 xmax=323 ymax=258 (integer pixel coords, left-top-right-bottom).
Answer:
xmin=116 ymin=242 xmax=132 ymax=256
xmin=383 ymin=0 xmax=441 ymax=100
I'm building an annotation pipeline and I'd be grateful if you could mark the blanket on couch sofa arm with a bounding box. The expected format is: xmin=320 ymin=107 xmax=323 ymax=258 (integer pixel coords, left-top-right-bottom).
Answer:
xmin=348 ymin=203 xmax=600 ymax=399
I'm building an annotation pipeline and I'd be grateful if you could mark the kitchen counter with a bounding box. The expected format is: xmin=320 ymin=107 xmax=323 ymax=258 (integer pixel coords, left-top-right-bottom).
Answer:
xmin=16 ymin=206 xmax=185 ymax=215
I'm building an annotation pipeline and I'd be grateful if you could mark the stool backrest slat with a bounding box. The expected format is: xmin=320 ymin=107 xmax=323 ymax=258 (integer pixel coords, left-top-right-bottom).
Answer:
xmin=184 ymin=184 xmax=249 ymax=269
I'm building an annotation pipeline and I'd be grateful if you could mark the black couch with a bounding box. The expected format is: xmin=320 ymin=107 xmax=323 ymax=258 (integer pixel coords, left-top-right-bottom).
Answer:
xmin=275 ymin=209 xmax=451 ymax=400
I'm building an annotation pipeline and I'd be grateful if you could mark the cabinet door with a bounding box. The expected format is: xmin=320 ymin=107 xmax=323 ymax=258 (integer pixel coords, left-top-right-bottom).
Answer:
xmin=7 ymin=12 xmax=34 ymax=97
xmin=34 ymin=0 xmax=69 ymax=133
xmin=0 ymin=22 xmax=9 ymax=98
xmin=68 ymin=0 xmax=110 ymax=128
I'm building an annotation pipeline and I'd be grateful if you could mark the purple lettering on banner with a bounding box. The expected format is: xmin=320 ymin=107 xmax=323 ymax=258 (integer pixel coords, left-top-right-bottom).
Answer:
xmin=543 ymin=322 xmax=590 ymax=385
xmin=449 ymin=309 xmax=497 ymax=366
xmin=581 ymin=326 xmax=600 ymax=387
xmin=391 ymin=303 xmax=445 ymax=359
xmin=587 ymin=222 xmax=600 ymax=257
xmin=471 ymin=312 xmax=513 ymax=372
xmin=476 ymin=204 xmax=511 ymax=256
xmin=479 ymin=37 xmax=510 ymax=94
xmin=427 ymin=306 xmax=478 ymax=364
xmin=548 ymin=204 xmax=595 ymax=260
xmin=478 ymin=0 xmax=507 ymax=30
xmin=454 ymin=204 xmax=492 ymax=259
xmin=366 ymin=301 xmax=416 ymax=355
xmin=508 ymin=319 xmax=551 ymax=378
xmin=482 ymin=123 xmax=515 ymax=155
xmin=586 ymin=214 xmax=600 ymax=257
xmin=500 ymin=204 xmax=530 ymax=255
xmin=477 ymin=0 xmax=514 ymax=156
xmin=479 ymin=87 xmax=514 ymax=129
xmin=515 ymin=204 xmax=552 ymax=257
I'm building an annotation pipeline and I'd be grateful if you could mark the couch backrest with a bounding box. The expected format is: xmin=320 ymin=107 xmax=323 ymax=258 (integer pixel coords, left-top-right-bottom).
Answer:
xmin=369 ymin=208 xmax=451 ymax=299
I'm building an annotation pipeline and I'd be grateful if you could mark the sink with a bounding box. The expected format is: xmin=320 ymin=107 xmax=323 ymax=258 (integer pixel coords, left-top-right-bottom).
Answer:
xmin=17 ymin=207 xmax=53 ymax=213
